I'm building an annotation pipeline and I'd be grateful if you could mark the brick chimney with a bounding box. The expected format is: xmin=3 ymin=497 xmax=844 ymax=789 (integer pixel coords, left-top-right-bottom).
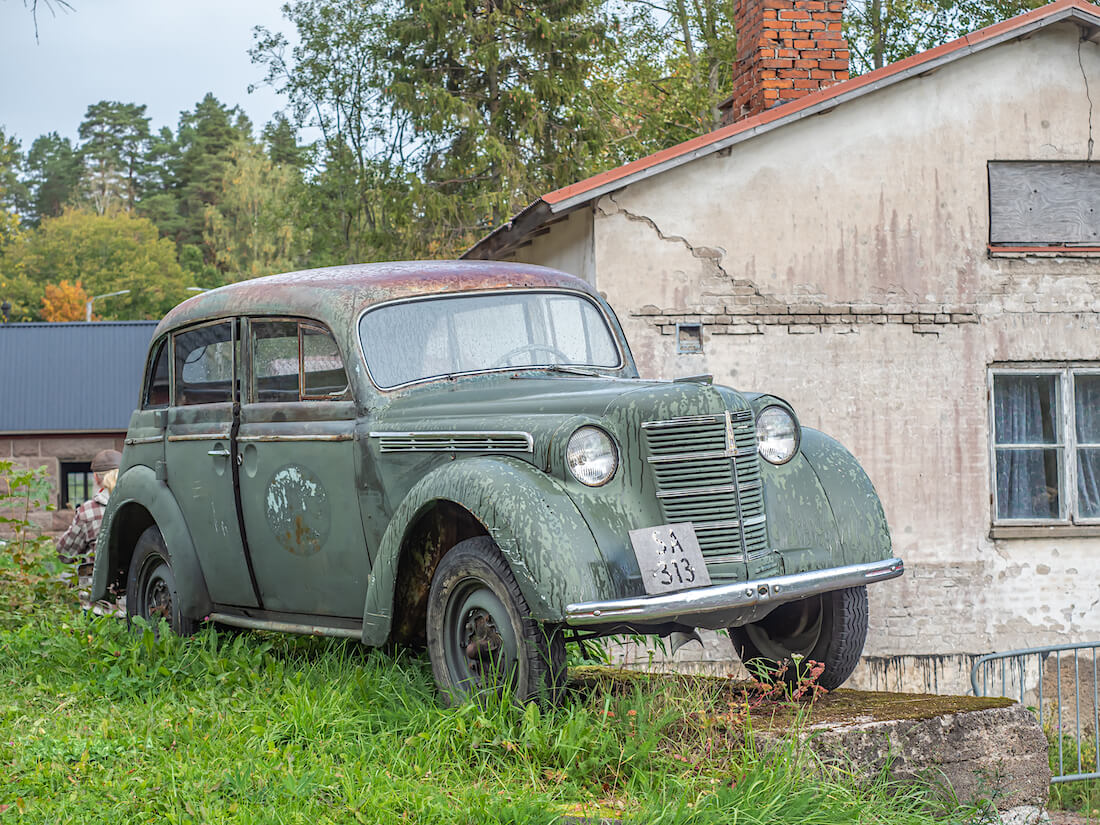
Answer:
xmin=722 ymin=0 xmax=850 ymax=125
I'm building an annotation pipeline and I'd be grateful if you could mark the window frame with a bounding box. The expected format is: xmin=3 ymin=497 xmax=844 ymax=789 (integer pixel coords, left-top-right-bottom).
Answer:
xmin=247 ymin=317 xmax=350 ymax=404
xmin=141 ymin=335 xmax=171 ymax=410
xmin=988 ymin=364 xmax=1100 ymax=529
xmin=987 ymin=160 xmax=1100 ymax=257
xmin=170 ymin=318 xmax=240 ymax=408
xmin=59 ymin=461 xmax=94 ymax=510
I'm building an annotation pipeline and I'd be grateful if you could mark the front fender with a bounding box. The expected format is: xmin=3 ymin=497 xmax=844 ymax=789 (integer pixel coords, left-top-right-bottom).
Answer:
xmin=761 ymin=428 xmax=892 ymax=572
xmin=91 ymin=464 xmax=213 ymax=618
xmin=361 ymin=456 xmax=612 ymax=645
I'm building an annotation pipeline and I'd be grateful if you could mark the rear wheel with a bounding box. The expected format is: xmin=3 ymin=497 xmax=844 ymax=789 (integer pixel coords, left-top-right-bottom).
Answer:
xmin=426 ymin=537 xmax=565 ymax=706
xmin=125 ymin=526 xmax=197 ymax=636
xmin=729 ymin=585 xmax=868 ymax=691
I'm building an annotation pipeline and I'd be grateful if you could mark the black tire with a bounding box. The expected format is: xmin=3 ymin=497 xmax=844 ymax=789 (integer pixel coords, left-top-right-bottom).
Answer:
xmin=729 ymin=585 xmax=868 ymax=691
xmin=125 ymin=526 xmax=197 ymax=637
xmin=426 ymin=537 xmax=565 ymax=706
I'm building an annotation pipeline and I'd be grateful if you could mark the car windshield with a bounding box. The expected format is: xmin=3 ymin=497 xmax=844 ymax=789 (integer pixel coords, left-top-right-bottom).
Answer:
xmin=359 ymin=291 xmax=621 ymax=388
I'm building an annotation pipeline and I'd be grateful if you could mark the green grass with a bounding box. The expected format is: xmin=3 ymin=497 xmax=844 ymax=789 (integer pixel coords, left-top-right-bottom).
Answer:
xmin=0 ymin=554 xmax=985 ymax=823
xmin=1047 ymin=728 xmax=1100 ymax=815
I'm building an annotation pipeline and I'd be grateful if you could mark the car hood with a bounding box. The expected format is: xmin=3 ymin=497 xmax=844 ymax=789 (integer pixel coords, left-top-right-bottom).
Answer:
xmin=371 ymin=374 xmax=751 ymax=436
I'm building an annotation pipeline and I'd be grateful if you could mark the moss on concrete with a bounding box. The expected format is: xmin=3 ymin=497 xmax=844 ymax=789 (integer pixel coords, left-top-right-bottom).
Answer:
xmin=569 ymin=665 xmax=1016 ymax=728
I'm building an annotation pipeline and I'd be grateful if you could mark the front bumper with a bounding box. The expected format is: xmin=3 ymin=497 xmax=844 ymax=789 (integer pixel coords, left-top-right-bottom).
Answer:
xmin=565 ymin=557 xmax=904 ymax=631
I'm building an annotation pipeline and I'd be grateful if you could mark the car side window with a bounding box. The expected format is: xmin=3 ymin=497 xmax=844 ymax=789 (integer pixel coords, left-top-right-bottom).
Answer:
xmin=253 ymin=321 xmax=301 ymax=402
xmin=251 ymin=320 xmax=348 ymax=402
xmin=174 ymin=322 xmax=236 ymax=406
xmin=301 ymin=324 xmax=348 ymax=398
xmin=143 ymin=338 xmax=170 ymax=409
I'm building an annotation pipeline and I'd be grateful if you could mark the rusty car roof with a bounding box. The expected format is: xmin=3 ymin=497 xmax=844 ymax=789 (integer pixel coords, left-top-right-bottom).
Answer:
xmin=155 ymin=260 xmax=598 ymax=337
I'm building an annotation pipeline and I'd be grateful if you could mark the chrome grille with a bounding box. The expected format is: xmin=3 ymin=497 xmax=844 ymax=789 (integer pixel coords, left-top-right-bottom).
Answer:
xmin=643 ymin=411 xmax=769 ymax=571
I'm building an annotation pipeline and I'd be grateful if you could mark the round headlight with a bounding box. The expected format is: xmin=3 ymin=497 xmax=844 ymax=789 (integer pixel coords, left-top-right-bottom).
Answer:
xmin=756 ymin=406 xmax=799 ymax=465
xmin=566 ymin=426 xmax=618 ymax=486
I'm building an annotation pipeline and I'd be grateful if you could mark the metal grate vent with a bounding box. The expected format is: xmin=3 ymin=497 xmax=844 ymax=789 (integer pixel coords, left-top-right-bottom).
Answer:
xmin=642 ymin=411 xmax=768 ymax=578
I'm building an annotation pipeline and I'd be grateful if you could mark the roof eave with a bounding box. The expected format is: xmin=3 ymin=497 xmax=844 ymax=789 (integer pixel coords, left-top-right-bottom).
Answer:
xmin=460 ymin=199 xmax=556 ymax=260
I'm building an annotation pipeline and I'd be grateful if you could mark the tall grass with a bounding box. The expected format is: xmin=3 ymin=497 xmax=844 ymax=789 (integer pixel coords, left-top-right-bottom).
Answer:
xmin=0 ymin=538 xmax=986 ymax=823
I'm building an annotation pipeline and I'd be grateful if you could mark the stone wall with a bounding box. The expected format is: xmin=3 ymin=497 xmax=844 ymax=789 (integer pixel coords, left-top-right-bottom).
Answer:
xmin=0 ymin=433 xmax=125 ymax=535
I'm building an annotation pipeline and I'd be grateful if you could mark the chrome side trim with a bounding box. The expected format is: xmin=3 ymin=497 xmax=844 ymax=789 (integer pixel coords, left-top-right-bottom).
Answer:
xmin=369 ymin=430 xmax=534 ymax=453
xmin=565 ymin=557 xmax=904 ymax=627
xmin=208 ymin=612 xmax=362 ymax=639
xmin=237 ymin=434 xmax=354 ymax=443
xmin=166 ymin=432 xmax=231 ymax=442
xmin=125 ymin=435 xmax=164 ymax=446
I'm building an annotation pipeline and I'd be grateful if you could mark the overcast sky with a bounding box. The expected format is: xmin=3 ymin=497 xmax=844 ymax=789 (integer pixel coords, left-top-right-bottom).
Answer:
xmin=0 ymin=0 xmax=293 ymax=147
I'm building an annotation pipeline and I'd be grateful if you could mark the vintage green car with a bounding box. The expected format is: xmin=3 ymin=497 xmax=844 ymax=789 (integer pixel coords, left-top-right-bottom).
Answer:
xmin=92 ymin=261 xmax=902 ymax=702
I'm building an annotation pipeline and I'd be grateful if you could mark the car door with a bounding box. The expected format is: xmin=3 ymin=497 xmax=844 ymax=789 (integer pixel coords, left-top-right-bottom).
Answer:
xmin=164 ymin=320 xmax=259 ymax=607
xmin=236 ymin=318 xmax=370 ymax=618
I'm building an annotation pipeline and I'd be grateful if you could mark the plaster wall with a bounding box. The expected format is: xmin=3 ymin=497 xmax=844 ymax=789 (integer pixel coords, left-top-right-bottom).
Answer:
xmin=518 ymin=24 xmax=1100 ymax=693
xmin=512 ymin=208 xmax=596 ymax=284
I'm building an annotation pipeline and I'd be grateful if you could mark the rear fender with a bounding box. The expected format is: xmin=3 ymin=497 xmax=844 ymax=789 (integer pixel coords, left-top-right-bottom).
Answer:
xmin=91 ymin=464 xmax=213 ymax=618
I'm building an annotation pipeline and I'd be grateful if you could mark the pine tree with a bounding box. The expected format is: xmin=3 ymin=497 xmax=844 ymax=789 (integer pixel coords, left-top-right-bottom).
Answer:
xmin=24 ymin=132 xmax=82 ymax=224
xmin=77 ymin=101 xmax=152 ymax=213
xmin=384 ymin=0 xmax=618 ymax=246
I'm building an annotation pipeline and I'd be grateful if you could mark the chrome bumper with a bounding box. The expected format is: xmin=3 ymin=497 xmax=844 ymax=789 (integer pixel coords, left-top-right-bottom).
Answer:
xmin=564 ymin=557 xmax=904 ymax=629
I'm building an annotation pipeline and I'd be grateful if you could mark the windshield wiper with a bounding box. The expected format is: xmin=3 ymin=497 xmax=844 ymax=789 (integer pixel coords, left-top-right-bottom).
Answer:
xmin=511 ymin=364 xmax=602 ymax=378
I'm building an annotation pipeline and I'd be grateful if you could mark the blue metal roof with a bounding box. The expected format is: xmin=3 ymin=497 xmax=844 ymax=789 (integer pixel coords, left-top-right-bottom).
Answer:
xmin=0 ymin=321 xmax=158 ymax=433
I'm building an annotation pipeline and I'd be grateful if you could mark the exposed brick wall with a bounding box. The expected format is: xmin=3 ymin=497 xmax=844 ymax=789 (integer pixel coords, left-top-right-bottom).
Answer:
xmin=723 ymin=0 xmax=850 ymax=124
xmin=633 ymin=280 xmax=979 ymax=337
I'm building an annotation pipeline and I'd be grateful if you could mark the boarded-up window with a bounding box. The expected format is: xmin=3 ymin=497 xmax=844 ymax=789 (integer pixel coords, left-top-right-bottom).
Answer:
xmin=989 ymin=161 xmax=1100 ymax=246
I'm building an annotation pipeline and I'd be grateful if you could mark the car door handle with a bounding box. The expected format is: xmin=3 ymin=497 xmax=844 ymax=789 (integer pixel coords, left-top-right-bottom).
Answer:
xmin=207 ymin=448 xmax=231 ymax=457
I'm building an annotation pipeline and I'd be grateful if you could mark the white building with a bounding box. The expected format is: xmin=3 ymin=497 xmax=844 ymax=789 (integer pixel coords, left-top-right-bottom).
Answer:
xmin=465 ymin=0 xmax=1100 ymax=693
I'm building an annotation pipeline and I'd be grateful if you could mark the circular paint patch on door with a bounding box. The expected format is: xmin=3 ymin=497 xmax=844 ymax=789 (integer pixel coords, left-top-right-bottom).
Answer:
xmin=265 ymin=465 xmax=330 ymax=557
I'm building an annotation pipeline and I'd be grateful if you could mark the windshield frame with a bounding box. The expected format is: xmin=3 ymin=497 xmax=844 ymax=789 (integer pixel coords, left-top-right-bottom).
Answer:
xmin=356 ymin=288 xmax=627 ymax=392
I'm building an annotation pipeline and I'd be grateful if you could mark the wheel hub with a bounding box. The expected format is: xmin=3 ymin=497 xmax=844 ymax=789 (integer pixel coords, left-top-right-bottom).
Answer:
xmin=146 ymin=578 xmax=171 ymax=621
xmin=463 ymin=608 xmax=504 ymax=664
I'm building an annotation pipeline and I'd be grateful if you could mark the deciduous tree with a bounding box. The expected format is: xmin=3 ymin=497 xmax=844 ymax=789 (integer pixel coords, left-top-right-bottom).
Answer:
xmin=40 ymin=279 xmax=88 ymax=321
xmin=9 ymin=209 xmax=190 ymax=320
xmin=843 ymin=0 xmax=1043 ymax=73
xmin=204 ymin=140 xmax=307 ymax=281
xmin=252 ymin=0 xmax=413 ymax=263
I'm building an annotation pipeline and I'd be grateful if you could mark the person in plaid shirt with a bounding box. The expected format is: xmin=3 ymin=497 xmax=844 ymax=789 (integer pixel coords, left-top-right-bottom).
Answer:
xmin=56 ymin=449 xmax=121 ymax=565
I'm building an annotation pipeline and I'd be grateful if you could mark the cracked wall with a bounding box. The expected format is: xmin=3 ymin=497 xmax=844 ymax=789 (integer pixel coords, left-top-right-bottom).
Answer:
xmin=511 ymin=22 xmax=1100 ymax=693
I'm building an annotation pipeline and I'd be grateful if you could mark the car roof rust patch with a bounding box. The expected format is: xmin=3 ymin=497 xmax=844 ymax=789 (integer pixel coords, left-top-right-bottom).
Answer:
xmin=156 ymin=261 xmax=597 ymax=337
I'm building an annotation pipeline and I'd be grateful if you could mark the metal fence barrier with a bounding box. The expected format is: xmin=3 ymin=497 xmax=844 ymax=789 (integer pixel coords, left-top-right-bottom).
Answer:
xmin=971 ymin=641 xmax=1100 ymax=783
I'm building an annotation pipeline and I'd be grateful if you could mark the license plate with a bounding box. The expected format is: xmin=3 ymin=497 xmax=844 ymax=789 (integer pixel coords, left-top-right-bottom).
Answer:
xmin=629 ymin=522 xmax=712 ymax=595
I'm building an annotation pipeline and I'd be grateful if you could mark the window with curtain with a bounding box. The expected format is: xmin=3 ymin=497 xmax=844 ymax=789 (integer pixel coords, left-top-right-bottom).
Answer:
xmin=992 ymin=367 xmax=1100 ymax=523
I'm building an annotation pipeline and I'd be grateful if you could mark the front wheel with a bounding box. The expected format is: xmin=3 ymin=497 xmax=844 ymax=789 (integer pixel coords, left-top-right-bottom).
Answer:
xmin=125 ymin=526 xmax=197 ymax=636
xmin=729 ymin=585 xmax=868 ymax=691
xmin=426 ymin=537 xmax=565 ymax=706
